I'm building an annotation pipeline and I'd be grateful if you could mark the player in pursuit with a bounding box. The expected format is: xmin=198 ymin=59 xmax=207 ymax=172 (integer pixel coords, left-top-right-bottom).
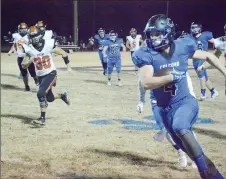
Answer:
xmin=94 ymin=28 xmax=110 ymax=75
xmin=8 ymin=22 xmax=38 ymax=91
xmin=35 ymin=21 xmax=53 ymax=40
xmin=189 ymin=22 xmax=218 ymax=100
xmin=103 ymin=30 xmax=126 ymax=86
xmin=198 ymin=23 xmax=226 ymax=94
xmin=126 ymin=28 xmax=143 ymax=72
xmin=21 ymin=26 xmax=73 ymax=125
xmin=132 ymin=14 xmax=226 ymax=179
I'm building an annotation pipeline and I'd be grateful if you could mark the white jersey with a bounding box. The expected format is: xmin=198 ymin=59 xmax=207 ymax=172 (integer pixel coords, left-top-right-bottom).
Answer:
xmin=126 ymin=34 xmax=142 ymax=52
xmin=22 ymin=39 xmax=56 ymax=77
xmin=214 ymin=36 xmax=226 ymax=56
xmin=43 ymin=30 xmax=53 ymax=40
xmin=12 ymin=33 xmax=29 ymax=57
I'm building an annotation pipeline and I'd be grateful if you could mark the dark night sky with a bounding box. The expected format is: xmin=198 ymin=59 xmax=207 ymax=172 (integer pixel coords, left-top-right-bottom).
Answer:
xmin=2 ymin=0 xmax=226 ymax=42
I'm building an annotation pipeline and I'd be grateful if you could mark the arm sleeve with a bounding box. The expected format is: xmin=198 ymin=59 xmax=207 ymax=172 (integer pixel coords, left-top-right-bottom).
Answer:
xmin=132 ymin=50 xmax=153 ymax=68
xmin=184 ymin=37 xmax=197 ymax=57
xmin=205 ymin=31 xmax=213 ymax=41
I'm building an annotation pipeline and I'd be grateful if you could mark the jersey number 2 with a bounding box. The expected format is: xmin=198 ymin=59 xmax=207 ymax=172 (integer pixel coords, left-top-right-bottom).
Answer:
xmin=164 ymin=84 xmax=176 ymax=96
xmin=34 ymin=56 xmax=51 ymax=70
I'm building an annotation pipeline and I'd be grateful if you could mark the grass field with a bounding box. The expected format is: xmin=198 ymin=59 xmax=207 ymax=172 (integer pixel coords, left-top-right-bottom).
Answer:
xmin=1 ymin=52 xmax=226 ymax=179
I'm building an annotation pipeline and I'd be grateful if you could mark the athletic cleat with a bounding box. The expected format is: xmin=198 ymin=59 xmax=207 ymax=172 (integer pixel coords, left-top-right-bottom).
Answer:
xmin=61 ymin=92 xmax=70 ymax=105
xmin=32 ymin=117 xmax=45 ymax=125
xmin=200 ymin=94 xmax=207 ymax=101
xmin=153 ymin=130 xmax=166 ymax=142
xmin=117 ymin=81 xmax=122 ymax=87
xmin=25 ymin=85 xmax=30 ymax=91
xmin=107 ymin=81 xmax=111 ymax=86
xmin=136 ymin=101 xmax=144 ymax=113
xmin=178 ymin=149 xmax=188 ymax=168
xmin=211 ymin=90 xmax=219 ymax=99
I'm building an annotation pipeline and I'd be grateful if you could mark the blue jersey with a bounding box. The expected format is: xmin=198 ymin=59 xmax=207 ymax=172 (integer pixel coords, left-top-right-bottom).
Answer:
xmin=104 ymin=38 xmax=123 ymax=60
xmin=132 ymin=37 xmax=197 ymax=107
xmin=188 ymin=32 xmax=213 ymax=66
xmin=94 ymin=34 xmax=110 ymax=51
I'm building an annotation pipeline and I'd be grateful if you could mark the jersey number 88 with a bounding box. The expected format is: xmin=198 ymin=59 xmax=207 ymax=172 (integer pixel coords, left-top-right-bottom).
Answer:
xmin=34 ymin=56 xmax=51 ymax=70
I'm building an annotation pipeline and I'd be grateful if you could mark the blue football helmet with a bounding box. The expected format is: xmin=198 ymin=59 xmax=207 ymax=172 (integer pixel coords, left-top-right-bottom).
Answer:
xmin=190 ymin=22 xmax=202 ymax=35
xmin=109 ymin=30 xmax=118 ymax=42
xmin=98 ymin=28 xmax=105 ymax=38
xmin=144 ymin=14 xmax=175 ymax=50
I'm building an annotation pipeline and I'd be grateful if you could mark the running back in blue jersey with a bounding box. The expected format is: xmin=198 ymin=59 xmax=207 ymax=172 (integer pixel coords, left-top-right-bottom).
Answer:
xmin=132 ymin=36 xmax=197 ymax=107
xmin=104 ymin=38 xmax=123 ymax=74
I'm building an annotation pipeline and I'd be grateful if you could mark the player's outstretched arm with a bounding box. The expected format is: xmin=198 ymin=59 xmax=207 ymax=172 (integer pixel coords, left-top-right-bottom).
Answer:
xmin=140 ymin=65 xmax=173 ymax=90
xmin=52 ymin=47 xmax=74 ymax=74
xmin=192 ymin=50 xmax=226 ymax=76
xmin=21 ymin=55 xmax=33 ymax=69
xmin=197 ymin=49 xmax=223 ymax=72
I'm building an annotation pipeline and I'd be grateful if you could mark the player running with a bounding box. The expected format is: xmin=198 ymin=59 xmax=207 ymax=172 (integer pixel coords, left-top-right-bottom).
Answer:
xmin=8 ymin=22 xmax=38 ymax=91
xmin=132 ymin=14 xmax=226 ymax=179
xmin=94 ymin=28 xmax=110 ymax=75
xmin=189 ymin=22 xmax=218 ymax=100
xmin=126 ymin=28 xmax=143 ymax=72
xmin=21 ymin=26 xmax=73 ymax=125
xmin=103 ymin=30 xmax=126 ymax=86
xmin=137 ymin=44 xmax=196 ymax=168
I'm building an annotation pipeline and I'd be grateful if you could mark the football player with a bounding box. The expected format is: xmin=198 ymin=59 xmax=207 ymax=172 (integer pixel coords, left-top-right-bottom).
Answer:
xmin=189 ymin=22 xmax=218 ymax=100
xmin=103 ymin=30 xmax=126 ymax=86
xmin=21 ymin=26 xmax=73 ymax=125
xmin=126 ymin=28 xmax=143 ymax=72
xmin=8 ymin=22 xmax=38 ymax=91
xmin=94 ymin=28 xmax=110 ymax=75
xmin=132 ymin=14 xmax=226 ymax=178
xmin=35 ymin=21 xmax=53 ymax=40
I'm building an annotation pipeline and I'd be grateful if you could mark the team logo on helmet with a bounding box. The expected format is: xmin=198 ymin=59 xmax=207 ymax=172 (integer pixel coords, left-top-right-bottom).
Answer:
xmin=144 ymin=14 xmax=175 ymax=50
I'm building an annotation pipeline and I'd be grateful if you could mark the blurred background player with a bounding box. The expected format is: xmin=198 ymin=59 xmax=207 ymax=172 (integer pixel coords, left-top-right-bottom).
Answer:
xmin=8 ymin=22 xmax=38 ymax=91
xmin=35 ymin=21 xmax=53 ymax=40
xmin=103 ymin=30 xmax=126 ymax=86
xmin=21 ymin=26 xmax=73 ymax=125
xmin=94 ymin=28 xmax=110 ymax=75
xmin=189 ymin=22 xmax=218 ymax=100
xmin=126 ymin=28 xmax=143 ymax=72
xmin=132 ymin=14 xmax=226 ymax=178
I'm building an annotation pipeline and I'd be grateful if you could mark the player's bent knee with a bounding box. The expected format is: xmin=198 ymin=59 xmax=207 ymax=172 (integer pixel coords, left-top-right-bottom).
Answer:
xmin=46 ymin=93 xmax=55 ymax=103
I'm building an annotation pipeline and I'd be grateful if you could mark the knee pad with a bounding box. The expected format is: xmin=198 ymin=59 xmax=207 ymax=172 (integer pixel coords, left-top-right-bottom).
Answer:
xmin=37 ymin=90 xmax=48 ymax=108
